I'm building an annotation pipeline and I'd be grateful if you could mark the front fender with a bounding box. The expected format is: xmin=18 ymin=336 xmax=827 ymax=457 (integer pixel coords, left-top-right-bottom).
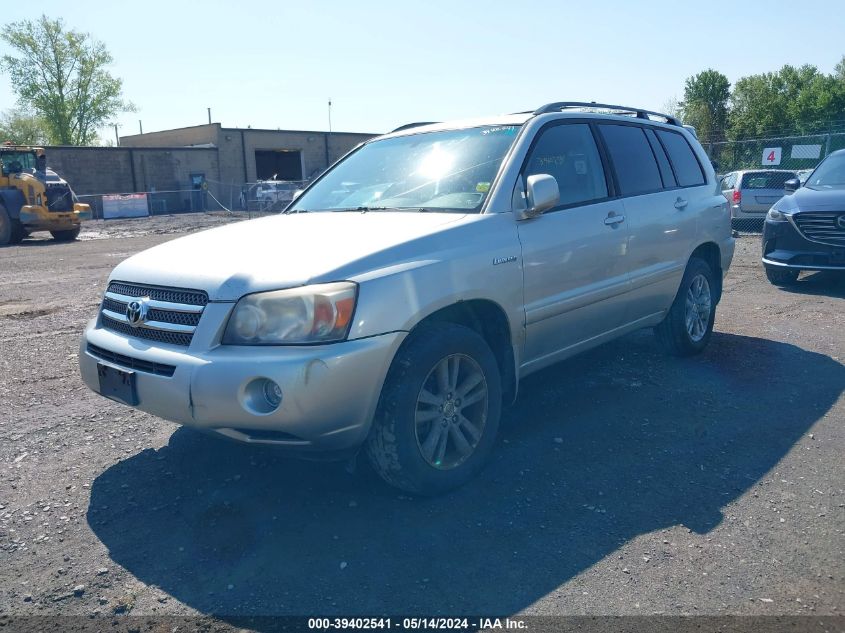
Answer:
xmin=347 ymin=216 xmax=524 ymax=348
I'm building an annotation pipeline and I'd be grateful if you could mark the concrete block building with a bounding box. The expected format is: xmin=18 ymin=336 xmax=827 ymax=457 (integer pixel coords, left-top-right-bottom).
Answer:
xmin=120 ymin=123 xmax=375 ymax=184
xmin=42 ymin=123 xmax=376 ymax=215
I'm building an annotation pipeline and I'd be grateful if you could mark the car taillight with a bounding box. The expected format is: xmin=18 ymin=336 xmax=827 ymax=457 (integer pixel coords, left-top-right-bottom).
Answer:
xmin=732 ymin=190 xmax=741 ymax=204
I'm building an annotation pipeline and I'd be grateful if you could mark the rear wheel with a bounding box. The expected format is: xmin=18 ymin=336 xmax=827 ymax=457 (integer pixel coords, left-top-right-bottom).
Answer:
xmin=0 ymin=204 xmax=11 ymax=246
xmin=655 ymin=257 xmax=716 ymax=357
xmin=50 ymin=227 xmax=81 ymax=242
xmin=366 ymin=323 xmax=501 ymax=495
xmin=764 ymin=265 xmax=799 ymax=286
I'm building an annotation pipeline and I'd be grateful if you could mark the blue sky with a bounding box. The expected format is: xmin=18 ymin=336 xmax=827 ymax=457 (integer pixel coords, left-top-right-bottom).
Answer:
xmin=1 ymin=0 xmax=843 ymax=140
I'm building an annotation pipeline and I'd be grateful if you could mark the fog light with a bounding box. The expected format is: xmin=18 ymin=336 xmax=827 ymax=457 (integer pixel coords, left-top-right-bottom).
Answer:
xmin=242 ymin=377 xmax=283 ymax=414
xmin=263 ymin=379 xmax=283 ymax=408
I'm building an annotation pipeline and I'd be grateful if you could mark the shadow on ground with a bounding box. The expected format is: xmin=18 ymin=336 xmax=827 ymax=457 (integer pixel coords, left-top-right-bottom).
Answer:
xmin=782 ymin=270 xmax=845 ymax=299
xmin=88 ymin=332 xmax=845 ymax=618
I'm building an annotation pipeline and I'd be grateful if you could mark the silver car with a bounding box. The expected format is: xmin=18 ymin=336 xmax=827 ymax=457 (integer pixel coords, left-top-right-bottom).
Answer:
xmin=720 ymin=169 xmax=797 ymax=228
xmin=80 ymin=102 xmax=734 ymax=495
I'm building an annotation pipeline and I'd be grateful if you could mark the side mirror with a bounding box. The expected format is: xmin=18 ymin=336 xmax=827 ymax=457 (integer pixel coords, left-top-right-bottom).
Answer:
xmin=784 ymin=178 xmax=800 ymax=194
xmin=517 ymin=174 xmax=559 ymax=220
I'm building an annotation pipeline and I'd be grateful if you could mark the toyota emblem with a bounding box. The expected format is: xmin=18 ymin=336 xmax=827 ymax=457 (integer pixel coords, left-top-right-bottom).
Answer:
xmin=125 ymin=298 xmax=149 ymax=328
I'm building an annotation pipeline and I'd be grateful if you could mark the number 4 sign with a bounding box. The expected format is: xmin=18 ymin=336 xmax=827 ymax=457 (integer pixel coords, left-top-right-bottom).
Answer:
xmin=762 ymin=147 xmax=782 ymax=165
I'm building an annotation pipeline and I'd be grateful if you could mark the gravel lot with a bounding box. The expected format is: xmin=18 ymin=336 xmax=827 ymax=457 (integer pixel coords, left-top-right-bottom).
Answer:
xmin=0 ymin=214 xmax=843 ymax=624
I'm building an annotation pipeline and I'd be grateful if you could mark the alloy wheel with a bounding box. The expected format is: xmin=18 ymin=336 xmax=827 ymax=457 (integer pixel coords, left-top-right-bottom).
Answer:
xmin=413 ymin=353 xmax=489 ymax=470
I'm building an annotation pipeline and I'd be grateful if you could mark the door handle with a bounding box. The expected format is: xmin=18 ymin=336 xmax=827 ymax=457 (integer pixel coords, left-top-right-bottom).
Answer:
xmin=604 ymin=213 xmax=625 ymax=226
xmin=674 ymin=197 xmax=689 ymax=210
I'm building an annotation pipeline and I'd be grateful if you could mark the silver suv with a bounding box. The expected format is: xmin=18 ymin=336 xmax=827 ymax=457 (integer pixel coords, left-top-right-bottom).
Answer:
xmin=80 ymin=102 xmax=734 ymax=495
xmin=720 ymin=169 xmax=798 ymax=229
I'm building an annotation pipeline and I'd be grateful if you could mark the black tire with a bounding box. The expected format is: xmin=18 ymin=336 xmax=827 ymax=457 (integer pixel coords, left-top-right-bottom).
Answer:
xmin=764 ymin=265 xmax=799 ymax=286
xmin=50 ymin=227 xmax=80 ymax=242
xmin=9 ymin=220 xmax=26 ymax=244
xmin=0 ymin=204 xmax=11 ymax=246
xmin=654 ymin=257 xmax=717 ymax=357
xmin=366 ymin=323 xmax=502 ymax=495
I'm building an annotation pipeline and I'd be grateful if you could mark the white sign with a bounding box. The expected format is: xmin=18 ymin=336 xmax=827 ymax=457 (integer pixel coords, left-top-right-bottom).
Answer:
xmin=791 ymin=144 xmax=822 ymax=159
xmin=762 ymin=147 xmax=782 ymax=165
xmin=102 ymin=193 xmax=149 ymax=219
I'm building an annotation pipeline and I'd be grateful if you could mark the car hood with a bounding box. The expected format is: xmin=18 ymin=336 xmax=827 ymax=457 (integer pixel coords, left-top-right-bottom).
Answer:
xmin=109 ymin=212 xmax=470 ymax=301
xmin=778 ymin=186 xmax=845 ymax=212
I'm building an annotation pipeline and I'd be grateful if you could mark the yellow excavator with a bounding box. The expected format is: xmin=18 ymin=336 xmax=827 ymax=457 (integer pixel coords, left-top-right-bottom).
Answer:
xmin=0 ymin=143 xmax=91 ymax=245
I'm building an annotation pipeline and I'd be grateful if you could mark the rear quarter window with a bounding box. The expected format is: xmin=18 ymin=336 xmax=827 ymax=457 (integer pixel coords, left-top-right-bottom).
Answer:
xmin=656 ymin=130 xmax=705 ymax=187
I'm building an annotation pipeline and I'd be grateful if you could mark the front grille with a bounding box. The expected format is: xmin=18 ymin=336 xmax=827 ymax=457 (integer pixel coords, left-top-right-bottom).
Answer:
xmin=46 ymin=185 xmax=73 ymax=212
xmin=101 ymin=297 xmax=201 ymax=327
xmin=87 ymin=343 xmax=176 ymax=377
xmin=793 ymin=212 xmax=845 ymax=247
xmin=101 ymin=315 xmax=194 ymax=346
xmin=106 ymin=282 xmax=208 ymax=306
xmin=99 ymin=281 xmax=208 ymax=347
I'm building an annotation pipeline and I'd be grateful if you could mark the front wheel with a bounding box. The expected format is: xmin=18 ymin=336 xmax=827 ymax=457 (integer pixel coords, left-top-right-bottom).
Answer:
xmin=366 ymin=323 xmax=502 ymax=495
xmin=50 ymin=227 xmax=81 ymax=242
xmin=654 ymin=257 xmax=716 ymax=357
xmin=764 ymin=265 xmax=799 ymax=286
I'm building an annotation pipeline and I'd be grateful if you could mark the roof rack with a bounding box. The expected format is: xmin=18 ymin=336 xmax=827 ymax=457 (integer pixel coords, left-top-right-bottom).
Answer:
xmin=533 ymin=102 xmax=681 ymax=127
xmin=390 ymin=121 xmax=440 ymax=133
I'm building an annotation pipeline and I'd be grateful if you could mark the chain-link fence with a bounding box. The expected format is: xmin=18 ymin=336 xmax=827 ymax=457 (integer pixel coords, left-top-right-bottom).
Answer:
xmin=77 ymin=179 xmax=309 ymax=221
xmin=704 ymin=130 xmax=845 ymax=233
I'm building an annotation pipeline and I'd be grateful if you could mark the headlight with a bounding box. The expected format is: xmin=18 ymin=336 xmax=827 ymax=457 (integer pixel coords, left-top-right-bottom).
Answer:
xmin=223 ymin=282 xmax=357 ymax=345
xmin=766 ymin=208 xmax=788 ymax=222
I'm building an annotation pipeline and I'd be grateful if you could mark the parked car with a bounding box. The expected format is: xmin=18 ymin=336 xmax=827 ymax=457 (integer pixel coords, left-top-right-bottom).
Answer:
xmin=79 ymin=102 xmax=734 ymax=495
xmin=762 ymin=149 xmax=845 ymax=286
xmin=238 ymin=181 xmax=301 ymax=211
xmin=720 ymin=169 xmax=798 ymax=229
xmin=256 ymin=181 xmax=299 ymax=207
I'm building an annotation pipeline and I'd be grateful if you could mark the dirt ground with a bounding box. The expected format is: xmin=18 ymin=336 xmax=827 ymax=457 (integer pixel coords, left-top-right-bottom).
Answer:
xmin=0 ymin=214 xmax=843 ymax=625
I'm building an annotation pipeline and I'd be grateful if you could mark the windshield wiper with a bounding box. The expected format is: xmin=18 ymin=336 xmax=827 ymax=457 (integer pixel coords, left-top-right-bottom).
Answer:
xmin=329 ymin=206 xmax=461 ymax=213
xmin=329 ymin=206 xmax=402 ymax=212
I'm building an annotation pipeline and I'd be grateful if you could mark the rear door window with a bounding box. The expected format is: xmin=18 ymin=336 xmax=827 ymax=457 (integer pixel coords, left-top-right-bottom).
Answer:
xmin=656 ymin=130 xmax=705 ymax=187
xmin=598 ymin=124 xmax=663 ymax=196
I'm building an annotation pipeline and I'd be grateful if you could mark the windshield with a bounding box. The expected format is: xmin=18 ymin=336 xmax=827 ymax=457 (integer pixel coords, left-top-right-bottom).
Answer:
xmin=0 ymin=151 xmax=37 ymax=175
xmin=806 ymin=153 xmax=845 ymax=189
xmin=289 ymin=125 xmax=521 ymax=213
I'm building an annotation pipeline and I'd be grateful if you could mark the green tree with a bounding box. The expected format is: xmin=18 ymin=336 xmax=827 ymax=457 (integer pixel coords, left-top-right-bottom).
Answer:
xmin=729 ymin=64 xmax=845 ymax=139
xmin=0 ymin=108 xmax=50 ymax=145
xmin=835 ymin=55 xmax=845 ymax=81
xmin=0 ymin=15 xmax=133 ymax=145
xmin=680 ymin=69 xmax=731 ymax=143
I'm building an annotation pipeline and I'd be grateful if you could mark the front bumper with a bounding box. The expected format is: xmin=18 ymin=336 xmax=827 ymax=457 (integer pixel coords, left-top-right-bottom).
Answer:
xmin=79 ymin=319 xmax=406 ymax=454
xmin=20 ymin=203 xmax=91 ymax=230
xmin=762 ymin=218 xmax=845 ymax=271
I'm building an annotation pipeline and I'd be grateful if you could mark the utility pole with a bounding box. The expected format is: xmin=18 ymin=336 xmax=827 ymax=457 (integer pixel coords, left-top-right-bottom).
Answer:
xmin=208 ymin=108 xmax=212 ymax=125
xmin=325 ymin=98 xmax=332 ymax=169
xmin=114 ymin=124 xmax=120 ymax=147
xmin=139 ymin=120 xmax=143 ymax=134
